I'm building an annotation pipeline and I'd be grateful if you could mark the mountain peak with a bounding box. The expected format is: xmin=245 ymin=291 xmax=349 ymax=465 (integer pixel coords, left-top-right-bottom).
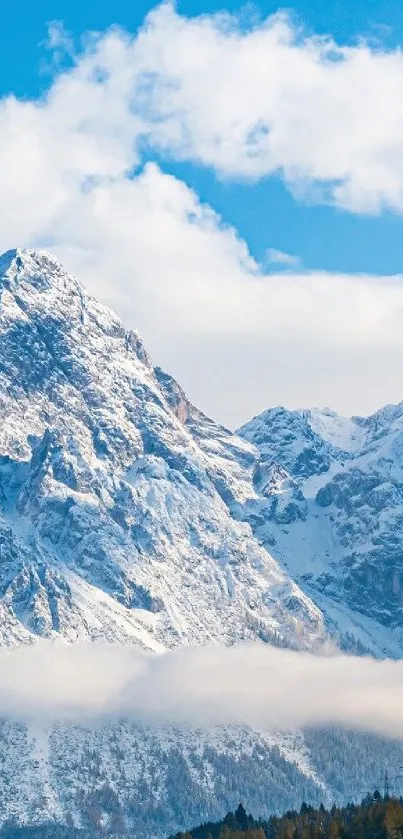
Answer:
xmin=0 ymin=248 xmax=68 ymax=285
xmin=0 ymin=246 xmax=132 ymax=347
xmin=0 ymin=247 xmax=326 ymax=651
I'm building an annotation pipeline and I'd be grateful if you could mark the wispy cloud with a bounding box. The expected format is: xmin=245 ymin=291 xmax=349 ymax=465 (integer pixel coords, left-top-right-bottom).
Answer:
xmin=3 ymin=641 xmax=403 ymax=742
xmin=266 ymin=248 xmax=302 ymax=269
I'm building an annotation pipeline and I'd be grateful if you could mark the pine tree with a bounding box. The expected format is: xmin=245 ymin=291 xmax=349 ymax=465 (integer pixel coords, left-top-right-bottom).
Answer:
xmin=235 ymin=804 xmax=249 ymax=831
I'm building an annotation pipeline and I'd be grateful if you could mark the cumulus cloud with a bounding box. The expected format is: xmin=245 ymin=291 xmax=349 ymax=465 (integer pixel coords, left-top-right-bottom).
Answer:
xmin=132 ymin=2 xmax=403 ymax=214
xmin=8 ymin=1 xmax=403 ymax=215
xmin=2 ymin=4 xmax=403 ymax=426
xmin=3 ymin=641 xmax=403 ymax=742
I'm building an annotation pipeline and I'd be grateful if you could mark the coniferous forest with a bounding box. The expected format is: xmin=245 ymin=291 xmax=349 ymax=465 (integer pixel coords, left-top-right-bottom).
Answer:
xmin=1 ymin=792 xmax=403 ymax=839
xmin=172 ymin=794 xmax=403 ymax=839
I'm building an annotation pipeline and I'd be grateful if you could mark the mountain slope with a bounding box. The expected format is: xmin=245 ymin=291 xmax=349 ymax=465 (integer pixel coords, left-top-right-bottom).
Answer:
xmin=153 ymin=366 xmax=403 ymax=657
xmin=6 ymin=719 xmax=403 ymax=837
xmin=238 ymin=405 xmax=403 ymax=656
xmin=0 ymin=248 xmax=325 ymax=650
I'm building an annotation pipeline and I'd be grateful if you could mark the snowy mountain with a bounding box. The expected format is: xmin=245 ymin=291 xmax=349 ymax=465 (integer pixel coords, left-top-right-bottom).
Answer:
xmin=5 ymin=719 xmax=403 ymax=837
xmin=238 ymin=405 xmax=403 ymax=657
xmin=0 ymin=248 xmax=325 ymax=651
xmin=0 ymin=247 xmax=403 ymax=834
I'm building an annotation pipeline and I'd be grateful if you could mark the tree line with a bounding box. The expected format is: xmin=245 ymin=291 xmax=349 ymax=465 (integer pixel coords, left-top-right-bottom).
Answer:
xmin=172 ymin=793 xmax=403 ymax=839
xmin=2 ymin=790 xmax=403 ymax=839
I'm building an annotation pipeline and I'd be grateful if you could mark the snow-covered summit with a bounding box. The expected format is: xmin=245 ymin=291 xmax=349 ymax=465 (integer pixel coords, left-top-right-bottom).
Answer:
xmin=0 ymin=248 xmax=325 ymax=650
xmin=238 ymin=406 xmax=342 ymax=479
xmin=303 ymin=408 xmax=367 ymax=454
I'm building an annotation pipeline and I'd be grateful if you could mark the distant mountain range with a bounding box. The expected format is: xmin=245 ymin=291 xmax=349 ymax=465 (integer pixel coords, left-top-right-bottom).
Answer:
xmin=0 ymin=248 xmax=402 ymax=836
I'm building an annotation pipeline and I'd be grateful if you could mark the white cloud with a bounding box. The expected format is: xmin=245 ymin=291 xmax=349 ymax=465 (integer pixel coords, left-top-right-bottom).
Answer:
xmin=1 ymin=6 xmax=403 ymax=426
xmin=4 ymin=641 xmax=403 ymax=742
xmin=266 ymin=248 xmax=302 ymax=268
xmin=132 ymin=2 xmax=403 ymax=214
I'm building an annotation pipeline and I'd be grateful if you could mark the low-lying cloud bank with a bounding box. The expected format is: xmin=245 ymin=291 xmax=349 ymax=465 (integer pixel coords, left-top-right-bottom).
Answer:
xmin=2 ymin=641 xmax=403 ymax=738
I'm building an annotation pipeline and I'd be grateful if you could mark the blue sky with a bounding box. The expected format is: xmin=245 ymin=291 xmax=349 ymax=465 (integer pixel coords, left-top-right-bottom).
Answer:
xmin=2 ymin=0 xmax=403 ymax=425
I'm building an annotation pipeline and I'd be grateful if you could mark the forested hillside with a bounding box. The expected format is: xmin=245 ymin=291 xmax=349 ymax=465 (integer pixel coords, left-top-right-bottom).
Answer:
xmin=0 ymin=788 xmax=402 ymax=839
xmin=172 ymin=794 xmax=403 ymax=839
